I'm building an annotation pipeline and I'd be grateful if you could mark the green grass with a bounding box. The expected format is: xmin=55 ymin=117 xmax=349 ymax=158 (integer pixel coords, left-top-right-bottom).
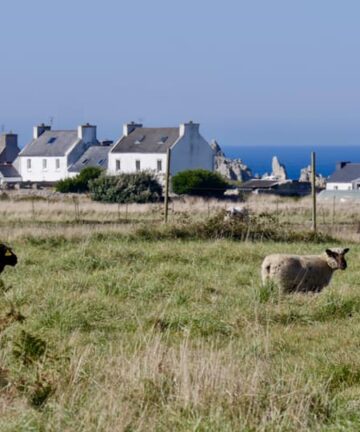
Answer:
xmin=0 ymin=228 xmax=358 ymax=431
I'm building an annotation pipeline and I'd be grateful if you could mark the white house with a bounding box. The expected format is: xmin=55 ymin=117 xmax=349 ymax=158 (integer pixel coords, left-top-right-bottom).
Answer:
xmin=326 ymin=162 xmax=360 ymax=191
xmin=18 ymin=123 xmax=100 ymax=182
xmin=108 ymin=121 xmax=214 ymax=176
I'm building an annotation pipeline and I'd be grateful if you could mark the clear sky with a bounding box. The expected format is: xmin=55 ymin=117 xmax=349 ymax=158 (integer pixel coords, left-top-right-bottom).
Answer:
xmin=1 ymin=0 xmax=360 ymax=147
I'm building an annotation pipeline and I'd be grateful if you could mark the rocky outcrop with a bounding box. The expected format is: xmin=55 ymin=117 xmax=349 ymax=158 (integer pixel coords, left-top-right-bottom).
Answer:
xmin=211 ymin=140 xmax=253 ymax=182
xmin=261 ymin=156 xmax=287 ymax=181
xmin=299 ymin=166 xmax=326 ymax=188
xmin=271 ymin=156 xmax=287 ymax=180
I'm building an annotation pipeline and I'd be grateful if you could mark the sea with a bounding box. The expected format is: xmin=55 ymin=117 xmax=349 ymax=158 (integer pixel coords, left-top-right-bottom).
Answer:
xmin=222 ymin=145 xmax=360 ymax=180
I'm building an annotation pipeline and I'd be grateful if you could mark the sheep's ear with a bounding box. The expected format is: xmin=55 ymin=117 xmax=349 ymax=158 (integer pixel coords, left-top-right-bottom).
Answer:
xmin=0 ymin=244 xmax=6 ymax=256
xmin=343 ymin=248 xmax=350 ymax=255
xmin=325 ymin=249 xmax=335 ymax=257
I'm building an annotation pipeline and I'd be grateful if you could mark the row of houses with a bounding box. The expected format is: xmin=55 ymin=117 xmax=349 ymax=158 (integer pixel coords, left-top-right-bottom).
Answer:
xmin=0 ymin=121 xmax=214 ymax=185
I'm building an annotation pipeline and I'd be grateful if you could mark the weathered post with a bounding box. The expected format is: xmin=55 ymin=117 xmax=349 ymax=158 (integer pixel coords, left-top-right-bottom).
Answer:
xmin=164 ymin=148 xmax=171 ymax=223
xmin=311 ymin=152 xmax=317 ymax=232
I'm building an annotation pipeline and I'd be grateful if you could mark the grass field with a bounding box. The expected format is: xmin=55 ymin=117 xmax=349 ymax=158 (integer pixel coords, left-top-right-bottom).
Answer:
xmin=0 ymin=194 xmax=360 ymax=431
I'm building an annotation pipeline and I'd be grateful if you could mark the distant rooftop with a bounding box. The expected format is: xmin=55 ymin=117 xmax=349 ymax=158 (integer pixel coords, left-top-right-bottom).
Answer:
xmin=328 ymin=163 xmax=360 ymax=183
xmin=69 ymin=145 xmax=111 ymax=172
xmin=20 ymin=130 xmax=79 ymax=157
xmin=111 ymin=127 xmax=179 ymax=154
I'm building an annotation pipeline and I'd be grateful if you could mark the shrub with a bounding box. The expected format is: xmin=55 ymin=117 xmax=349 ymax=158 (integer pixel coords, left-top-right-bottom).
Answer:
xmin=89 ymin=171 xmax=162 ymax=203
xmin=172 ymin=169 xmax=229 ymax=197
xmin=56 ymin=167 xmax=103 ymax=193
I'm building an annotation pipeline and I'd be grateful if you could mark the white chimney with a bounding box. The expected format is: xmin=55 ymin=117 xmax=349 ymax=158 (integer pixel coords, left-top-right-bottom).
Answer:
xmin=33 ymin=123 xmax=51 ymax=139
xmin=179 ymin=120 xmax=200 ymax=137
xmin=123 ymin=121 xmax=143 ymax=136
xmin=78 ymin=123 xmax=97 ymax=143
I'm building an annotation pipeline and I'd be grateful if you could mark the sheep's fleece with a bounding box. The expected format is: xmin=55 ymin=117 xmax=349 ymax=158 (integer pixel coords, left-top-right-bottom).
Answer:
xmin=261 ymin=248 xmax=349 ymax=293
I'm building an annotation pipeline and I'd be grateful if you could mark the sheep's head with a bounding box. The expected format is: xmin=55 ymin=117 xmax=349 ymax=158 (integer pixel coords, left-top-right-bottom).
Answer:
xmin=0 ymin=244 xmax=17 ymax=273
xmin=325 ymin=248 xmax=349 ymax=270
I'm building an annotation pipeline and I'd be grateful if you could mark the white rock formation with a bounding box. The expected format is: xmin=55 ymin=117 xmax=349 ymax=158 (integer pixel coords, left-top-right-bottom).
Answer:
xmin=299 ymin=165 xmax=326 ymax=188
xmin=271 ymin=156 xmax=287 ymax=180
xmin=211 ymin=140 xmax=253 ymax=182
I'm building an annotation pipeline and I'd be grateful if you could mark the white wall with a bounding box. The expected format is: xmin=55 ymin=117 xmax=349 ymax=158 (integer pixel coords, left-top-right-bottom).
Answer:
xmin=20 ymin=157 xmax=68 ymax=182
xmin=0 ymin=176 xmax=22 ymax=184
xmin=170 ymin=123 xmax=214 ymax=175
xmin=326 ymin=182 xmax=353 ymax=191
xmin=108 ymin=153 xmax=167 ymax=174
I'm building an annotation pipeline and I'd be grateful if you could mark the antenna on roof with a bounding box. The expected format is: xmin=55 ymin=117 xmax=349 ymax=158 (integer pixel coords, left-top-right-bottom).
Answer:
xmin=49 ymin=116 xmax=54 ymax=126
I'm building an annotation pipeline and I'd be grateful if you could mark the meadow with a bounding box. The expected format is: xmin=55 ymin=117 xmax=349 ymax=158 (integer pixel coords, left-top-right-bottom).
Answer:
xmin=0 ymin=192 xmax=360 ymax=431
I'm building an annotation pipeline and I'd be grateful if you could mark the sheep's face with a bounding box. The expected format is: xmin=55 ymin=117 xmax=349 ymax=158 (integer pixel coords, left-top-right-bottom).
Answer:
xmin=325 ymin=248 xmax=349 ymax=270
xmin=0 ymin=244 xmax=17 ymax=271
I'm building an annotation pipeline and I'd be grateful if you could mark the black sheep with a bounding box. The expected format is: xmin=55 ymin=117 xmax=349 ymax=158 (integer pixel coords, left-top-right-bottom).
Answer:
xmin=0 ymin=244 xmax=17 ymax=274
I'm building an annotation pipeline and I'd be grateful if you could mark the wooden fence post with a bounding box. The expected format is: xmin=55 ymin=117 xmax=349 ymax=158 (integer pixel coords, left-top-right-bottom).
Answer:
xmin=164 ymin=148 xmax=171 ymax=223
xmin=311 ymin=152 xmax=317 ymax=232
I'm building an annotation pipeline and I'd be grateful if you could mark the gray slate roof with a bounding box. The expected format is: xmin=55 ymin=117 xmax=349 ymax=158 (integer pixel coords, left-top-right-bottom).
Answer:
xmin=0 ymin=135 xmax=20 ymax=163
xmin=69 ymin=146 xmax=111 ymax=172
xmin=239 ymin=180 xmax=280 ymax=189
xmin=328 ymin=164 xmax=360 ymax=183
xmin=0 ymin=164 xmax=21 ymax=178
xmin=20 ymin=130 xmax=79 ymax=157
xmin=111 ymin=127 xmax=179 ymax=154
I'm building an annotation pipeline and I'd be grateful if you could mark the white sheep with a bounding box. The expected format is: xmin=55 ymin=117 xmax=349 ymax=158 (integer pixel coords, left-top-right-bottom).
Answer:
xmin=261 ymin=248 xmax=349 ymax=293
xmin=224 ymin=206 xmax=249 ymax=223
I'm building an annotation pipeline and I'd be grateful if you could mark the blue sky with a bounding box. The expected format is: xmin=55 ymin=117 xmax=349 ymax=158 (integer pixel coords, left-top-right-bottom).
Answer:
xmin=1 ymin=0 xmax=360 ymax=147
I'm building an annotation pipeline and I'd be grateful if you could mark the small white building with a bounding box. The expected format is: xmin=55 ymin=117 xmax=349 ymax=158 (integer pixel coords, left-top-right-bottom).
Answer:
xmin=18 ymin=123 xmax=100 ymax=182
xmin=108 ymin=121 xmax=214 ymax=176
xmin=326 ymin=162 xmax=360 ymax=191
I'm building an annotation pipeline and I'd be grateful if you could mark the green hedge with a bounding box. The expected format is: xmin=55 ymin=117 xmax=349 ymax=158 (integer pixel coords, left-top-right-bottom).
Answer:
xmin=89 ymin=172 xmax=162 ymax=203
xmin=56 ymin=167 xmax=103 ymax=193
xmin=172 ymin=169 xmax=229 ymax=197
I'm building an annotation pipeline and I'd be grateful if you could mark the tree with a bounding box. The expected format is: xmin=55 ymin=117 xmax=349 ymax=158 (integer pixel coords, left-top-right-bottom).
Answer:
xmin=56 ymin=167 xmax=103 ymax=193
xmin=172 ymin=169 xmax=228 ymax=197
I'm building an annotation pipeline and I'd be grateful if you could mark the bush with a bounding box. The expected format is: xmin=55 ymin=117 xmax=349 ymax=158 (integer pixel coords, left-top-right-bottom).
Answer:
xmin=89 ymin=171 xmax=162 ymax=203
xmin=56 ymin=167 xmax=103 ymax=193
xmin=172 ymin=169 xmax=229 ymax=197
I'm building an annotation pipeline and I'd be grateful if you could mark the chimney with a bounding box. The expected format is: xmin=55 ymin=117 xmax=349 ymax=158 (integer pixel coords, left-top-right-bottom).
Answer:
xmin=123 ymin=121 xmax=142 ymax=136
xmin=100 ymin=140 xmax=113 ymax=147
xmin=33 ymin=123 xmax=51 ymax=139
xmin=179 ymin=120 xmax=200 ymax=137
xmin=0 ymin=133 xmax=20 ymax=163
xmin=78 ymin=123 xmax=97 ymax=143
xmin=336 ymin=161 xmax=350 ymax=171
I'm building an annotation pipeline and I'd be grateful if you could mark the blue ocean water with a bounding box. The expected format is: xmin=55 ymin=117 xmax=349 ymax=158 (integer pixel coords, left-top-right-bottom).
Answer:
xmin=222 ymin=145 xmax=360 ymax=180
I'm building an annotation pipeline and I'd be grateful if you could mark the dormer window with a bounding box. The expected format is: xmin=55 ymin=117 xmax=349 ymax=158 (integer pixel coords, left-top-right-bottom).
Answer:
xmin=157 ymin=136 xmax=168 ymax=144
xmin=134 ymin=135 xmax=145 ymax=144
xmin=47 ymin=137 xmax=56 ymax=144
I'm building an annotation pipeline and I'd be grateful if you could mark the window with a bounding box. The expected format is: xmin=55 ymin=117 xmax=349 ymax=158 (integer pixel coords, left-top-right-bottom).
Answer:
xmin=116 ymin=160 xmax=121 ymax=171
xmin=157 ymin=136 xmax=168 ymax=144
xmin=55 ymin=159 xmax=60 ymax=170
xmin=42 ymin=159 xmax=47 ymax=170
xmin=135 ymin=160 xmax=141 ymax=172
xmin=134 ymin=135 xmax=145 ymax=144
xmin=81 ymin=158 xmax=89 ymax=165
xmin=157 ymin=160 xmax=162 ymax=172
xmin=98 ymin=159 xmax=105 ymax=166
xmin=47 ymin=137 xmax=56 ymax=144
xmin=27 ymin=159 xmax=31 ymax=170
